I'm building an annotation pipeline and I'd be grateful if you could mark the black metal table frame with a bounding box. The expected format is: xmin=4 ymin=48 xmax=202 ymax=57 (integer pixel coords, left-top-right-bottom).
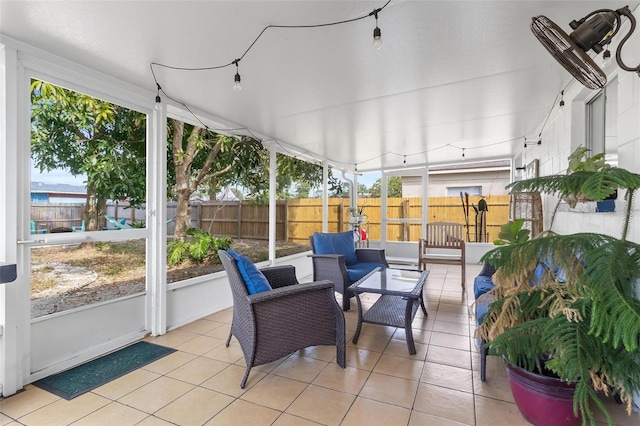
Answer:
xmin=349 ymin=267 xmax=429 ymax=355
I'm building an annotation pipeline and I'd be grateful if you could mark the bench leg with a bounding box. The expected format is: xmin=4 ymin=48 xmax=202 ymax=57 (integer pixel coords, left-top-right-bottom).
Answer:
xmin=481 ymin=340 xmax=488 ymax=381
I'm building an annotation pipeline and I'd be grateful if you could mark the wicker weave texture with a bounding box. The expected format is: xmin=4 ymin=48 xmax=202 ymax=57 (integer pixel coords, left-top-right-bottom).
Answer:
xmin=309 ymin=235 xmax=389 ymax=311
xmin=219 ymin=250 xmax=345 ymax=388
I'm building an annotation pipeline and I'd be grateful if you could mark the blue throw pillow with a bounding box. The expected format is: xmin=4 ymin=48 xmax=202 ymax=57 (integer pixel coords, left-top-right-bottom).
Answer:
xmin=227 ymin=249 xmax=272 ymax=294
xmin=312 ymin=231 xmax=358 ymax=266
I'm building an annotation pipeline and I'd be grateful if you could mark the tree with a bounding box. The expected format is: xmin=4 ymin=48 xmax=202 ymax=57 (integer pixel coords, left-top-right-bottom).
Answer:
xmin=368 ymin=176 xmax=403 ymax=198
xmin=169 ymin=120 xmax=265 ymax=239
xmin=31 ymin=80 xmax=146 ymax=230
xmin=31 ymin=80 xmax=345 ymax=239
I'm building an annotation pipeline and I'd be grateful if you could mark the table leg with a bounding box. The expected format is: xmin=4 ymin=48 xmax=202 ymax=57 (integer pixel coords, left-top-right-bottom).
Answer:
xmin=419 ymin=288 xmax=428 ymax=317
xmin=404 ymin=298 xmax=417 ymax=355
xmin=352 ymin=292 xmax=364 ymax=344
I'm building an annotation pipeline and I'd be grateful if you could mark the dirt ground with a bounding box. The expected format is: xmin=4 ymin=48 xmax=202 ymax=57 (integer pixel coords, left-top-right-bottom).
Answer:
xmin=30 ymin=239 xmax=310 ymax=318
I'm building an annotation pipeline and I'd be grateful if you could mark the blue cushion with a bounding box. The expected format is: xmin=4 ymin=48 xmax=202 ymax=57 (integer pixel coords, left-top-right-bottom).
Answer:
xmin=347 ymin=263 xmax=385 ymax=282
xmin=474 ymin=274 xmax=495 ymax=324
xmin=473 ymin=275 xmax=494 ymax=299
xmin=227 ymin=249 xmax=272 ymax=295
xmin=312 ymin=231 xmax=358 ymax=266
xmin=476 ymin=293 xmax=493 ymax=324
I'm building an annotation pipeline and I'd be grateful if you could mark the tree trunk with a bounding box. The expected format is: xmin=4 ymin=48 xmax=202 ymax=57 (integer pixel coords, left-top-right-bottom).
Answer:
xmin=169 ymin=119 xmax=230 ymax=240
xmin=84 ymin=186 xmax=108 ymax=231
xmin=86 ymin=185 xmax=99 ymax=231
xmin=171 ymin=119 xmax=197 ymax=240
xmin=174 ymin=189 xmax=191 ymax=240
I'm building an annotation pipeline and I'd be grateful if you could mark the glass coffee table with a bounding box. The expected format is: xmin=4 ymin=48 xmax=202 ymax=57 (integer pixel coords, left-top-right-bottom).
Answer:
xmin=348 ymin=267 xmax=429 ymax=355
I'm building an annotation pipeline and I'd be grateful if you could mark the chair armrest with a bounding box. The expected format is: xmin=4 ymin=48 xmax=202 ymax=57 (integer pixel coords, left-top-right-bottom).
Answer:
xmin=308 ymin=254 xmax=344 ymax=260
xmin=356 ymin=249 xmax=389 ymax=266
xmin=247 ymin=280 xmax=335 ymax=304
xmin=260 ymin=265 xmax=299 ymax=288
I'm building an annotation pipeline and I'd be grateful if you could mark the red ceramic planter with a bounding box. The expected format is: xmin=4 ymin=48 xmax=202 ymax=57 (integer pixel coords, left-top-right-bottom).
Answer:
xmin=506 ymin=362 xmax=580 ymax=426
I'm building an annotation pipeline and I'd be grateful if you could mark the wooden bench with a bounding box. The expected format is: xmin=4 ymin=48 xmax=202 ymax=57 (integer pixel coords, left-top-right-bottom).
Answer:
xmin=418 ymin=222 xmax=466 ymax=288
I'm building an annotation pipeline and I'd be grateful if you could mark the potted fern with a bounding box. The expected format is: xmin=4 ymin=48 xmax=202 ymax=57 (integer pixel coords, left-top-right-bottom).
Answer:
xmin=477 ymin=147 xmax=640 ymax=426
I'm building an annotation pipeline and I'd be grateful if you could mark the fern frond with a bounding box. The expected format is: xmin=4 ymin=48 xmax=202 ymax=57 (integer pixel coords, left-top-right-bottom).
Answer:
xmin=584 ymin=239 xmax=640 ymax=351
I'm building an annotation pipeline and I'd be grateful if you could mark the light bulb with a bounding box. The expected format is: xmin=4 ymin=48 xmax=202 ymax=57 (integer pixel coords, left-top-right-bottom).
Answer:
xmin=603 ymin=48 xmax=611 ymax=63
xmin=373 ymin=27 xmax=382 ymax=50
xmin=233 ymin=72 xmax=242 ymax=92
xmin=559 ymin=90 xmax=565 ymax=113
xmin=155 ymin=94 xmax=161 ymax=111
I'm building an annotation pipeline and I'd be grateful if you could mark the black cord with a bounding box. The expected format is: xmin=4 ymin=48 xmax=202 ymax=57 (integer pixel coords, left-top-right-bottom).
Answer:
xmin=151 ymin=1 xmax=392 ymax=138
xmin=150 ymin=0 xmax=391 ymax=74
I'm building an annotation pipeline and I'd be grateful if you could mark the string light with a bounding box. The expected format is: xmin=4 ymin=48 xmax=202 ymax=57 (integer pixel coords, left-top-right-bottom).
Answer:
xmin=233 ymin=60 xmax=242 ymax=92
xmin=603 ymin=45 xmax=611 ymax=62
xmin=403 ymin=155 xmax=407 ymax=166
xmin=155 ymin=83 xmax=162 ymax=110
xmin=461 ymin=148 xmax=465 ymax=158
xmin=372 ymin=9 xmax=382 ymax=50
xmin=151 ymin=1 xmax=390 ymax=97
xmin=559 ymin=90 xmax=565 ymax=112
xmin=524 ymin=136 xmax=542 ymax=148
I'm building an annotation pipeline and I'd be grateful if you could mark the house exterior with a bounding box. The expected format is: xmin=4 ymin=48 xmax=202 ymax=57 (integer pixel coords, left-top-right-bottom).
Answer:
xmin=0 ymin=2 xmax=639 ymax=411
xmin=30 ymin=182 xmax=86 ymax=204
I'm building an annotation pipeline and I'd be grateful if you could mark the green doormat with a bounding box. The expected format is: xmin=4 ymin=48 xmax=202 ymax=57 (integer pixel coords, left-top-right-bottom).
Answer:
xmin=34 ymin=341 xmax=176 ymax=400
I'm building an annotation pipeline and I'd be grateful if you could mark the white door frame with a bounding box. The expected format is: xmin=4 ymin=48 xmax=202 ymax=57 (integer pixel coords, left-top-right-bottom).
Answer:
xmin=380 ymin=168 xmax=428 ymax=248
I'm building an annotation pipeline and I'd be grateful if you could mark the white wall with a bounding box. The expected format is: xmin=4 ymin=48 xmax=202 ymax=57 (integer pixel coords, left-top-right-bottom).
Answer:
xmin=519 ymin=8 xmax=640 ymax=409
xmin=403 ymin=171 xmax=510 ymax=198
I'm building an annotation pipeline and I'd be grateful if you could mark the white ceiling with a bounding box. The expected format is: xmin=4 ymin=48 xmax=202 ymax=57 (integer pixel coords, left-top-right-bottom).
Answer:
xmin=1 ymin=1 xmax=633 ymax=172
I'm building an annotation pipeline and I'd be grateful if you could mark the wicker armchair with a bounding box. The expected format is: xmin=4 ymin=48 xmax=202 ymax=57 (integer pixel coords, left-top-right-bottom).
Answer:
xmin=309 ymin=231 xmax=389 ymax=311
xmin=219 ymin=250 xmax=346 ymax=388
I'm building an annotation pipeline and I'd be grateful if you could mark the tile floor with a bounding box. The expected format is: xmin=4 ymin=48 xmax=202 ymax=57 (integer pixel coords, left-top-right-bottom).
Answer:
xmin=1 ymin=264 xmax=639 ymax=425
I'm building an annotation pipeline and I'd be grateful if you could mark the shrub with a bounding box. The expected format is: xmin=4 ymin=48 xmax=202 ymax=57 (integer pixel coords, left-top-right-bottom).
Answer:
xmin=167 ymin=228 xmax=233 ymax=266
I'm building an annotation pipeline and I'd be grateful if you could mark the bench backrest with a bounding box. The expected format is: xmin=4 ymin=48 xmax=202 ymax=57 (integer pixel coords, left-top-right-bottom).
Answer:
xmin=422 ymin=222 xmax=465 ymax=250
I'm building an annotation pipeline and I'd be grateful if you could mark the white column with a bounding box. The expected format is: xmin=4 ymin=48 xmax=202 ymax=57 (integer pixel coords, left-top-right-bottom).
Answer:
xmin=147 ymin=100 xmax=167 ymax=336
xmin=0 ymin=43 xmax=28 ymax=396
xmin=322 ymin=161 xmax=328 ymax=232
xmin=268 ymin=145 xmax=276 ymax=264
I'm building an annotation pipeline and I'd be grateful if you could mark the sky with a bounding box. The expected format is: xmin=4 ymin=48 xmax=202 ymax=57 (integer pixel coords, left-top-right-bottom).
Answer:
xmin=31 ymin=164 xmax=86 ymax=187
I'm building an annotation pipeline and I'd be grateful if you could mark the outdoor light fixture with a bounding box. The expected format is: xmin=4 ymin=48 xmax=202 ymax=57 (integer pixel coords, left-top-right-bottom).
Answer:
xmin=233 ymin=60 xmax=242 ymax=92
xmin=154 ymin=83 xmax=162 ymax=109
xmin=602 ymin=44 xmax=612 ymax=62
xmin=531 ymin=6 xmax=640 ymax=90
xmin=372 ymin=10 xmax=382 ymax=50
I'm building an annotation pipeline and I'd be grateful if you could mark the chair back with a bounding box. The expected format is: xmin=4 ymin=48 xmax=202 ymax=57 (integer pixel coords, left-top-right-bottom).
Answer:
xmin=424 ymin=222 xmax=465 ymax=249
xmin=309 ymin=231 xmax=358 ymax=265
xmin=219 ymin=250 xmax=250 ymax=302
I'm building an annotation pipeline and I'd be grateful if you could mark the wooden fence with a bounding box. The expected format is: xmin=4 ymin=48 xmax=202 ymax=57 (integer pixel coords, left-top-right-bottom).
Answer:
xmin=31 ymin=196 xmax=510 ymax=243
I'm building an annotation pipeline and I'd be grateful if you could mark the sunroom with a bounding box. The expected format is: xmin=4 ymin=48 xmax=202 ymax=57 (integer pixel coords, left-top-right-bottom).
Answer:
xmin=1 ymin=1 xmax=640 ymax=424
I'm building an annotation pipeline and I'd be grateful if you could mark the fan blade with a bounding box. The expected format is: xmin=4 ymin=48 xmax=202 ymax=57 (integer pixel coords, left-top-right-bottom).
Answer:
xmin=531 ymin=15 xmax=606 ymax=90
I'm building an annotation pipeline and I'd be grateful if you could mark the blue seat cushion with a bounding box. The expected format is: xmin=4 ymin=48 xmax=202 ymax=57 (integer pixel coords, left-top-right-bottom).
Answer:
xmin=473 ymin=275 xmax=494 ymax=299
xmin=227 ymin=249 xmax=272 ymax=295
xmin=312 ymin=231 xmax=358 ymax=266
xmin=347 ymin=263 xmax=385 ymax=282
xmin=476 ymin=293 xmax=493 ymax=324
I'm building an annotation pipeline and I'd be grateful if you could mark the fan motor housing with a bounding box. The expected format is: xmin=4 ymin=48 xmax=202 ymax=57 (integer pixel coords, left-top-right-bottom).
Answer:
xmin=570 ymin=12 xmax=617 ymax=53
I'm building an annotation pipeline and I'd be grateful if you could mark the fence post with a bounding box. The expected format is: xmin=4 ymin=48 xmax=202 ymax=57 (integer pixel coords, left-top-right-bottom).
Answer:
xmin=338 ymin=203 xmax=344 ymax=232
xmin=237 ymin=201 xmax=242 ymax=238
xmin=196 ymin=202 xmax=202 ymax=230
xmin=402 ymin=199 xmax=410 ymax=241
xmin=284 ymin=200 xmax=289 ymax=242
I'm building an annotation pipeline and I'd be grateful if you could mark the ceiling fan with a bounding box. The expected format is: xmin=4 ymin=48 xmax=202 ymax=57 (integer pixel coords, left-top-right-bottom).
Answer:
xmin=531 ymin=5 xmax=640 ymax=90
